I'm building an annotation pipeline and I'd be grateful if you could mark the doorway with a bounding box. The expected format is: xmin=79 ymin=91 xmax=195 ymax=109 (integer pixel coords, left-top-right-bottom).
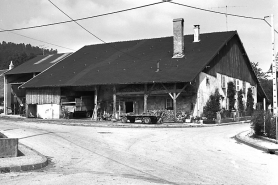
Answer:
xmin=125 ymin=101 xmax=133 ymax=113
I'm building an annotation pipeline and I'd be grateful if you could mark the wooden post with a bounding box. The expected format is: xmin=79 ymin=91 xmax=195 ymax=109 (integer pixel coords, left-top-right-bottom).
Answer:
xmin=92 ymin=86 xmax=98 ymax=120
xmin=144 ymin=95 xmax=148 ymax=113
xmin=3 ymin=75 xmax=7 ymax=115
xmin=144 ymin=84 xmax=148 ymax=113
xmin=113 ymin=86 xmax=117 ymax=119
xmin=25 ymin=103 xmax=28 ymax=118
xmin=173 ymin=83 xmax=177 ymax=122
xmin=119 ymin=100 xmax=121 ymax=118
xmin=263 ymin=98 xmax=266 ymax=133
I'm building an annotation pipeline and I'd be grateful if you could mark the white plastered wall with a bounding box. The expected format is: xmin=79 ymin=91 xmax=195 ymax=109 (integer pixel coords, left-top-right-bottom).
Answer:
xmin=194 ymin=72 xmax=257 ymax=117
xmin=37 ymin=104 xmax=60 ymax=119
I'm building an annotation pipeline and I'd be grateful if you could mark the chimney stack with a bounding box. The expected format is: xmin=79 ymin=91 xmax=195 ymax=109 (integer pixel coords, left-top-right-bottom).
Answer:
xmin=173 ymin=18 xmax=184 ymax=58
xmin=194 ymin=25 xmax=200 ymax=42
xmin=9 ymin=61 xmax=14 ymax=70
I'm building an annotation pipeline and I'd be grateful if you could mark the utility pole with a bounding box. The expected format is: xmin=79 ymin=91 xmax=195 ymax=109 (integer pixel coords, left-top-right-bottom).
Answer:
xmin=271 ymin=14 xmax=278 ymax=142
xmin=210 ymin=6 xmax=245 ymax=31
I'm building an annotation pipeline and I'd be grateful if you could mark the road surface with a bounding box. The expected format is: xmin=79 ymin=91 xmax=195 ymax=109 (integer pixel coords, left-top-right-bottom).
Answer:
xmin=0 ymin=119 xmax=277 ymax=185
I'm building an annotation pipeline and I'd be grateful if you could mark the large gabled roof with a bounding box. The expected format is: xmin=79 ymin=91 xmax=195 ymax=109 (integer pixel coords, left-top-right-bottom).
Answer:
xmin=5 ymin=53 xmax=72 ymax=75
xmin=21 ymin=31 xmax=237 ymax=88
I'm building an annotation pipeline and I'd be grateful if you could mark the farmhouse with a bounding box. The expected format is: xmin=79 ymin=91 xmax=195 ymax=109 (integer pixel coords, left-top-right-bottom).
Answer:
xmin=3 ymin=53 xmax=72 ymax=116
xmin=18 ymin=18 xmax=267 ymax=121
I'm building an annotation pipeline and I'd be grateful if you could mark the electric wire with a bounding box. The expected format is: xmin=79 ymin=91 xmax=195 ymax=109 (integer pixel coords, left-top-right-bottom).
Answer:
xmin=47 ymin=0 xmax=169 ymax=83
xmin=0 ymin=1 xmax=276 ymax=35
xmin=263 ymin=19 xmax=278 ymax=34
xmin=48 ymin=0 xmax=106 ymax=44
xmin=170 ymin=1 xmax=264 ymax=20
xmin=0 ymin=1 xmax=165 ymax=33
xmin=47 ymin=0 xmax=158 ymax=61
xmin=0 ymin=28 xmax=75 ymax=51
xmin=169 ymin=1 xmax=278 ymax=34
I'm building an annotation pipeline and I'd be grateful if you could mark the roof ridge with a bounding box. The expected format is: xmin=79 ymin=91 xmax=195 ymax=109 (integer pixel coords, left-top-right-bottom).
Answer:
xmin=83 ymin=30 xmax=237 ymax=48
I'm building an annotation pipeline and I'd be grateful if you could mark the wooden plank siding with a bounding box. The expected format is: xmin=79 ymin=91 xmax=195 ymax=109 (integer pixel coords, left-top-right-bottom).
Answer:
xmin=204 ymin=35 xmax=256 ymax=86
xmin=26 ymin=88 xmax=60 ymax=104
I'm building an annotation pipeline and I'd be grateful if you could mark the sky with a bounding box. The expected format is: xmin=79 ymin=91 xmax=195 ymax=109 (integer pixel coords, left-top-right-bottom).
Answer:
xmin=0 ymin=0 xmax=277 ymax=72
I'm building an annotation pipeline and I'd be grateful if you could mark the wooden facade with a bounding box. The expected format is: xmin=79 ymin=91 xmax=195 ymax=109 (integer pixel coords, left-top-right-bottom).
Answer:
xmin=204 ymin=35 xmax=256 ymax=86
xmin=26 ymin=88 xmax=61 ymax=105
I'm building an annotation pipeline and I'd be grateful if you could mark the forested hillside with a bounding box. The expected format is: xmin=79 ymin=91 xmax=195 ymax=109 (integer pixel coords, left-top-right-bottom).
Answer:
xmin=0 ymin=41 xmax=57 ymax=69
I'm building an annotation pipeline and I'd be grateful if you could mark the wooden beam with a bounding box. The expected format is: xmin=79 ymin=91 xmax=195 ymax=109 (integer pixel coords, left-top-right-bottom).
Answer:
xmin=168 ymin=93 xmax=174 ymax=99
xmin=161 ymin=83 xmax=169 ymax=92
xmin=176 ymin=83 xmax=188 ymax=99
xmin=173 ymin=83 xmax=177 ymax=122
xmin=147 ymin=83 xmax=155 ymax=95
xmin=92 ymin=86 xmax=98 ymax=120
xmin=9 ymin=82 xmax=24 ymax=85
xmin=118 ymin=100 xmax=121 ymax=118
xmin=144 ymin=84 xmax=148 ymax=113
xmin=116 ymin=89 xmax=187 ymax=96
xmin=161 ymin=83 xmax=175 ymax=100
xmin=113 ymin=86 xmax=117 ymax=119
xmin=116 ymin=91 xmax=144 ymax=95
xmin=3 ymin=75 xmax=7 ymax=115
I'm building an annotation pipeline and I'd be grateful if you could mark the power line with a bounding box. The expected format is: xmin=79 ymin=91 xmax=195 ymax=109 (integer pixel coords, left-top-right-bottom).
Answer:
xmin=0 ymin=27 xmax=75 ymax=51
xmin=0 ymin=1 xmax=165 ymax=33
xmin=47 ymin=0 xmax=155 ymax=61
xmin=48 ymin=0 xmax=106 ymax=44
xmin=48 ymin=0 xmax=169 ymax=82
xmin=263 ymin=19 xmax=278 ymax=34
xmin=169 ymin=1 xmax=264 ymax=20
xmin=170 ymin=1 xmax=278 ymax=34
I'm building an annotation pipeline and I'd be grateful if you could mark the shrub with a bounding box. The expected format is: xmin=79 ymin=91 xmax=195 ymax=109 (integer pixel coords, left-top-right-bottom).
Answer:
xmin=251 ymin=110 xmax=264 ymax=135
xmin=227 ymin=81 xmax=236 ymax=111
xmin=237 ymin=89 xmax=244 ymax=114
xmin=246 ymin=87 xmax=254 ymax=115
xmin=265 ymin=111 xmax=276 ymax=139
xmin=203 ymin=89 xmax=221 ymax=120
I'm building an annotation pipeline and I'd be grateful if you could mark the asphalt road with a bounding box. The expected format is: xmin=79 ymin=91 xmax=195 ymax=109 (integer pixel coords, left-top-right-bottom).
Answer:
xmin=0 ymin=119 xmax=277 ymax=185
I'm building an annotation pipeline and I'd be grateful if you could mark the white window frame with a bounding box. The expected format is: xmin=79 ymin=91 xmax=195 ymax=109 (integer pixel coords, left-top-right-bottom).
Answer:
xmin=236 ymin=79 xmax=240 ymax=91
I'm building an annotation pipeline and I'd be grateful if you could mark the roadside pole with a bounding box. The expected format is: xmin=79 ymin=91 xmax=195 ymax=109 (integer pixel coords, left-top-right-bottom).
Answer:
xmin=263 ymin=98 xmax=266 ymax=133
xmin=271 ymin=14 xmax=278 ymax=142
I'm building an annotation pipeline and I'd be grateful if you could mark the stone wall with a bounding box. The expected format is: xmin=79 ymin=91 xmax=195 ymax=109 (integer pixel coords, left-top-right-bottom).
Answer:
xmin=0 ymin=133 xmax=18 ymax=158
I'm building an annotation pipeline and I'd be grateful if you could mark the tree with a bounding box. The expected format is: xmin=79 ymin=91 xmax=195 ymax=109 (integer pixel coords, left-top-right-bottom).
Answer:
xmin=251 ymin=61 xmax=272 ymax=103
xmin=246 ymin=87 xmax=254 ymax=115
xmin=227 ymin=81 xmax=236 ymax=111
xmin=0 ymin=41 xmax=57 ymax=69
xmin=251 ymin=61 xmax=269 ymax=80
xmin=260 ymin=78 xmax=273 ymax=104
xmin=237 ymin=89 xmax=244 ymax=114
xmin=203 ymin=89 xmax=221 ymax=120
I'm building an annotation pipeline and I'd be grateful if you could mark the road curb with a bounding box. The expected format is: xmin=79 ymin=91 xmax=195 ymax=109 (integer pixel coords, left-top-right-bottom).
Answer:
xmin=235 ymin=131 xmax=278 ymax=155
xmin=0 ymin=143 xmax=48 ymax=173
xmin=0 ymin=116 xmax=251 ymax=129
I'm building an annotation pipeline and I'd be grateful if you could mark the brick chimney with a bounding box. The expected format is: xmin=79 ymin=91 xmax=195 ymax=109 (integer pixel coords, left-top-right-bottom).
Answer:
xmin=173 ymin=18 xmax=184 ymax=58
xmin=194 ymin=25 xmax=200 ymax=42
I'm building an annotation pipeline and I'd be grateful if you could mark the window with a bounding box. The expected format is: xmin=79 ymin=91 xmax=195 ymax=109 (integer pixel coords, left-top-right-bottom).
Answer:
xmin=243 ymin=81 xmax=246 ymax=94
xmin=252 ymin=86 xmax=256 ymax=98
xmin=166 ymin=98 xmax=173 ymax=110
xmin=221 ymin=75 xmax=226 ymax=88
xmin=236 ymin=79 xmax=240 ymax=91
